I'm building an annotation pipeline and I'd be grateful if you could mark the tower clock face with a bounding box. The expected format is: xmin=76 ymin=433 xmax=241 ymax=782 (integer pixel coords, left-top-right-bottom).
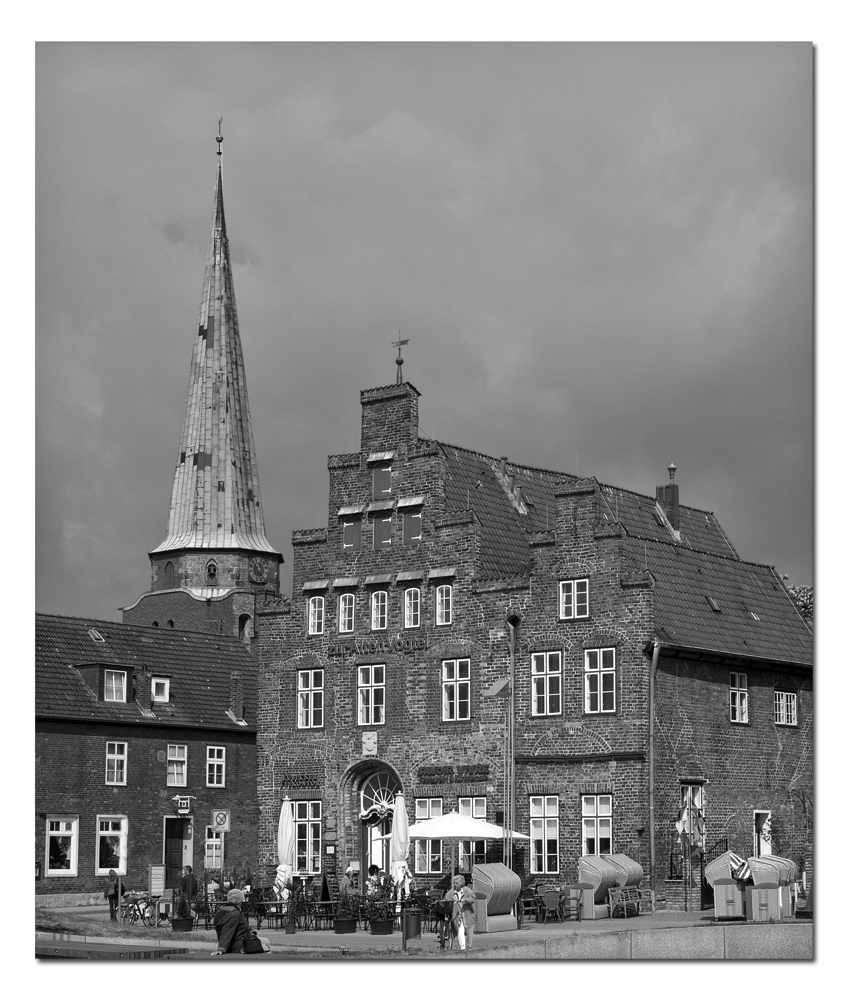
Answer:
xmin=248 ymin=557 xmax=269 ymax=584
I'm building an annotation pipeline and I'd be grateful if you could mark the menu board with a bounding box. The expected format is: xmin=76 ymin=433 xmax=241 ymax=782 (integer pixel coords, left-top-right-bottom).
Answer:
xmin=149 ymin=864 xmax=166 ymax=897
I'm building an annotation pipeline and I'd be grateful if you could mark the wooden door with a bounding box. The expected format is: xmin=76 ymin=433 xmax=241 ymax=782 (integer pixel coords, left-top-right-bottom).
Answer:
xmin=164 ymin=818 xmax=185 ymax=888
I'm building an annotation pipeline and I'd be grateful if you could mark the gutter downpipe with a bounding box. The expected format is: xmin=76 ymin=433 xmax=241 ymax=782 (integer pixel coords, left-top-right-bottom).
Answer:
xmin=506 ymin=617 xmax=519 ymax=870
xmin=649 ymin=639 xmax=661 ymax=894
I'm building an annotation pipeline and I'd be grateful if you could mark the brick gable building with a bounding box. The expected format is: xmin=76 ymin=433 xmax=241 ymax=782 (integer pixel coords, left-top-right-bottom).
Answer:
xmin=255 ymin=380 xmax=812 ymax=908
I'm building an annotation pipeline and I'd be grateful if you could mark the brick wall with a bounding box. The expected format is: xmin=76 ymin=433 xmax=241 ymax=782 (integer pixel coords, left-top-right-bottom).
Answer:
xmin=36 ymin=719 xmax=258 ymax=900
xmin=123 ymin=589 xmax=260 ymax=643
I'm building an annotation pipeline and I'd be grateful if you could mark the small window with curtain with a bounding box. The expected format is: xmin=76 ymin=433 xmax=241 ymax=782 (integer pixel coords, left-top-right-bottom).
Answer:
xmin=559 ymin=578 xmax=589 ymax=619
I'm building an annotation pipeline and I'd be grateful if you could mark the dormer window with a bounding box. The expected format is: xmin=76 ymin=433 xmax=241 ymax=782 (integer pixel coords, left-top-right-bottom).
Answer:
xmin=104 ymin=670 xmax=126 ymax=703
xmin=152 ymin=678 xmax=170 ymax=703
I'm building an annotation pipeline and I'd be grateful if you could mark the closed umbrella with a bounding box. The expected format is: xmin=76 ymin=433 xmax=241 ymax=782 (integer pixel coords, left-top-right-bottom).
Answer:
xmin=274 ymin=796 xmax=296 ymax=897
xmin=390 ymin=793 xmax=410 ymax=896
xmin=407 ymin=810 xmax=529 ymax=877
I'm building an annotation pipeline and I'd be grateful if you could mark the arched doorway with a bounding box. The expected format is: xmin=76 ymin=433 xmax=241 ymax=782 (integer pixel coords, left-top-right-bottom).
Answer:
xmin=357 ymin=769 xmax=402 ymax=875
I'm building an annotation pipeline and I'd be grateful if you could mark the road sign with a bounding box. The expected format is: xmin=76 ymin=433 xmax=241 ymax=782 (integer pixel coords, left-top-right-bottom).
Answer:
xmin=212 ymin=809 xmax=230 ymax=832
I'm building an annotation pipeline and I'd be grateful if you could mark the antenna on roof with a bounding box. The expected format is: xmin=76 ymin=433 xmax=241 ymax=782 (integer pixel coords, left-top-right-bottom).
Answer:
xmin=393 ymin=334 xmax=409 ymax=384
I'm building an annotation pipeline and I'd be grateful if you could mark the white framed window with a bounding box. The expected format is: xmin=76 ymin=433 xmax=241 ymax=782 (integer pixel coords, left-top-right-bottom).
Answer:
xmin=402 ymin=508 xmax=422 ymax=546
xmin=151 ymin=677 xmax=170 ymax=703
xmin=371 ymin=590 xmax=388 ymax=631
xmin=96 ymin=815 xmax=128 ymax=875
xmin=372 ymin=464 xmax=392 ymax=500
xmin=358 ymin=664 xmax=386 ymax=726
xmin=459 ymin=796 xmax=486 ymax=872
xmin=414 ymin=798 xmax=443 ymax=873
xmin=342 ymin=518 xmax=361 ymax=551
xmin=339 ymin=593 xmax=355 ymax=633
xmin=307 ymin=595 xmax=325 ymax=635
xmin=205 ymin=826 xmax=223 ymax=869
xmin=167 ymin=744 xmax=187 ymax=786
xmin=104 ymin=669 xmax=126 ymax=702
xmin=584 ymin=647 xmax=616 ymax=714
xmin=436 ymin=584 xmax=452 ymax=625
xmin=206 ymin=746 xmax=226 ymax=787
xmin=582 ymin=795 xmax=612 ymax=856
xmin=105 ymin=741 xmax=127 ymax=785
xmin=404 ymin=588 xmax=420 ymax=628
xmin=559 ymin=578 xmax=589 ymax=619
xmin=531 ymin=652 xmax=562 ymax=716
xmin=730 ymin=672 xmax=748 ymax=723
xmin=529 ymin=796 xmax=559 ymax=874
xmin=295 ymin=800 xmax=322 ymax=874
xmin=774 ymin=690 xmax=798 ymax=726
xmin=298 ymin=669 xmax=324 ymax=728
xmin=46 ymin=816 xmax=79 ymax=877
xmin=442 ymin=659 xmax=471 ymax=721
xmin=373 ymin=514 xmax=392 ymax=549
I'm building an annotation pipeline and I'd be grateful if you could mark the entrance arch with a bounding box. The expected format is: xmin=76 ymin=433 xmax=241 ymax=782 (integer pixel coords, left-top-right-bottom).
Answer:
xmin=339 ymin=760 xmax=403 ymax=879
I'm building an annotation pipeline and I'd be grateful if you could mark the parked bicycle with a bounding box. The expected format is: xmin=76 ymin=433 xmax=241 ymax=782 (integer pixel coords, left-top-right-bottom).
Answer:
xmin=121 ymin=891 xmax=157 ymax=926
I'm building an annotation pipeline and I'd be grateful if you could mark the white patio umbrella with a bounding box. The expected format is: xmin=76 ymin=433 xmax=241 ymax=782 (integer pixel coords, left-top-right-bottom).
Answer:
xmin=390 ymin=794 xmax=410 ymax=896
xmin=274 ymin=796 xmax=296 ymax=897
xmin=406 ymin=810 xmax=529 ymax=877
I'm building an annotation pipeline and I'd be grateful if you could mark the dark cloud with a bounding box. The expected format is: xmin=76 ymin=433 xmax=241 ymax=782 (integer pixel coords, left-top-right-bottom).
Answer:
xmin=35 ymin=42 xmax=813 ymax=621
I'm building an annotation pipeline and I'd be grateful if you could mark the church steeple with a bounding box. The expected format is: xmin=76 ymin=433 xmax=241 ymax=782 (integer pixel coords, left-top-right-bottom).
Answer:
xmin=147 ymin=133 xmax=282 ymax=596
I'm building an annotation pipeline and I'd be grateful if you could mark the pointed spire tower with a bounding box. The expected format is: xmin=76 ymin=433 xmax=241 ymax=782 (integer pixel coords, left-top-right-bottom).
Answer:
xmin=147 ymin=129 xmax=282 ymax=598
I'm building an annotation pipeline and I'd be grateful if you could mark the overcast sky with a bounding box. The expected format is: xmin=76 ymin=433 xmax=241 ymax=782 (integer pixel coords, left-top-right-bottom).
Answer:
xmin=35 ymin=42 xmax=813 ymax=622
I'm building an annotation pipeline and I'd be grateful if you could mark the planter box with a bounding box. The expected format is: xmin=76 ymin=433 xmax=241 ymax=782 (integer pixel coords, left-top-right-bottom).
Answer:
xmin=334 ymin=918 xmax=357 ymax=934
xmin=171 ymin=917 xmax=194 ymax=932
xmin=368 ymin=918 xmax=394 ymax=935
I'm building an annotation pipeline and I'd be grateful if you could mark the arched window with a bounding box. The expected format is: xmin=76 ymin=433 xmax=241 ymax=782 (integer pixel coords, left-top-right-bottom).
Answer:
xmin=308 ymin=596 xmax=325 ymax=635
xmin=167 ymin=619 xmax=174 ymax=629
xmin=206 ymin=561 xmax=218 ymax=582
xmin=371 ymin=591 xmax=388 ymax=631
xmin=163 ymin=561 xmax=175 ymax=589
xmin=338 ymin=593 xmax=355 ymax=633
xmin=152 ymin=621 xmax=159 ymax=628
xmin=238 ymin=613 xmax=252 ymax=642
xmin=359 ymin=771 xmax=401 ymax=821
xmin=404 ymin=588 xmax=420 ymax=628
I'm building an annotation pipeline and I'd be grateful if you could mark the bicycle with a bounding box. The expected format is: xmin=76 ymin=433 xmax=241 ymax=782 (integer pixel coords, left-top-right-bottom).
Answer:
xmin=121 ymin=891 xmax=157 ymax=926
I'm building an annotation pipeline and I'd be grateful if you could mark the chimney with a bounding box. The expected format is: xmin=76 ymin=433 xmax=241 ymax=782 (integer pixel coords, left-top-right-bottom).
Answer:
xmin=360 ymin=383 xmax=420 ymax=452
xmin=135 ymin=670 xmax=152 ymax=709
xmin=229 ymin=671 xmax=244 ymax=721
xmin=656 ymin=463 xmax=680 ymax=530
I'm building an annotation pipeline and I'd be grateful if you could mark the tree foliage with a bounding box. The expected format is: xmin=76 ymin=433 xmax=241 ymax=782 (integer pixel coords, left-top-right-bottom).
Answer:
xmin=787 ymin=584 xmax=813 ymax=625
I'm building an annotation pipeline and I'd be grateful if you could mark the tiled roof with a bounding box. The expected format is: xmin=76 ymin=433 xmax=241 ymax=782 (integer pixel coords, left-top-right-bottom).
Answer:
xmin=436 ymin=440 xmax=738 ymax=578
xmin=36 ymin=614 xmax=257 ymax=731
xmin=623 ymin=538 xmax=813 ymax=667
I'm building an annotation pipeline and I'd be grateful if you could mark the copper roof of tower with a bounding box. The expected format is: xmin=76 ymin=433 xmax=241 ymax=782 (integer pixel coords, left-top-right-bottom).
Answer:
xmin=153 ymin=149 xmax=275 ymax=555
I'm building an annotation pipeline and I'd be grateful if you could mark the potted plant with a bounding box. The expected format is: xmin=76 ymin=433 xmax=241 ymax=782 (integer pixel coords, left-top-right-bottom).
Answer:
xmin=170 ymin=885 xmax=194 ymax=933
xmin=334 ymin=894 xmax=357 ymax=934
xmin=366 ymin=874 xmax=397 ymax=935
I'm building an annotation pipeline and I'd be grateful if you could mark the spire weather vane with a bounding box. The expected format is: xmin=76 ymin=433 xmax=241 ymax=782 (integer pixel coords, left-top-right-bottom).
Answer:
xmin=216 ymin=118 xmax=224 ymax=157
xmin=393 ymin=334 xmax=409 ymax=384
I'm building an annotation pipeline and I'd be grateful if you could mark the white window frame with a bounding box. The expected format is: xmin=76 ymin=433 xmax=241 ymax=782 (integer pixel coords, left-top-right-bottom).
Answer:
xmin=151 ymin=677 xmax=170 ymax=703
xmin=730 ymin=672 xmax=749 ymax=723
xmin=358 ymin=664 xmax=386 ymax=726
xmin=307 ymin=595 xmax=325 ymax=635
xmin=441 ymin=658 xmax=471 ymax=721
xmin=404 ymin=587 xmax=420 ymax=629
xmin=294 ymin=800 xmax=322 ymax=875
xmin=105 ymin=741 xmax=127 ymax=786
xmin=774 ymin=690 xmax=798 ymax=726
xmin=436 ymin=584 xmax=452 ymax=625
xmin=95 ymin=814 xmax=128 ymax=875
xmin=46 ymin=816 xmax=79 ymax=877
xmin=104 ymin=669 xmax=126 ymax=702
xmin=206 ymin=746 xmax=226 ymax=787
xmin=529 ymin=795 xmax=559 ymax=874
xmin=559 ymin=578 xmax=589 ymax=619
xmin=297 ymin=669 xmax=324 ymax=729
xmin=339 ymin=592 xmax=355 ymax=633
xmin=581 ymin=794 xmax=612 ymax=856
xmin=414 ymin=798 xmax=443 ymax=874
xmin=584 ymin=647 xmax=616 ymax=714
xmin=371 ymin=590 xmax=388 ymax=631
xmin=205 ymin=826 xmax=223 ymax=869
xmin=458 ymin=796 xmax=486 ymax=872
xmin=167 ymin=744 xmax=187 ymax=786
xmin=531 ymin=651 xmax=562 ymax=716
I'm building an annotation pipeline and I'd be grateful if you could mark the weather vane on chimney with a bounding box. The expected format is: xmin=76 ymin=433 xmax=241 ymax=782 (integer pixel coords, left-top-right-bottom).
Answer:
xmin=393 ymin=334 xmax=409 ymax=384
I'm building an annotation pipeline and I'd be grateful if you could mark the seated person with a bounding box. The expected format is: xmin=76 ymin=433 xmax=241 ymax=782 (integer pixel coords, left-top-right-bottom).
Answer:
xmin=213 ymin=889 xmax=250 ymax=954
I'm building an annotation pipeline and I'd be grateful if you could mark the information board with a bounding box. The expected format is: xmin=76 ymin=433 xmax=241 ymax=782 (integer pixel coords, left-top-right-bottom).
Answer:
xmin=149 ymin=864 xmax=166 ymax=897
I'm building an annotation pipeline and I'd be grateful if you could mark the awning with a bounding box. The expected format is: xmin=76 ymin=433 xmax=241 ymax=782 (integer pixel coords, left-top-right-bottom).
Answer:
xmin=337 ymin=504 xmax=366 ymax=516
xmin=367 ymin=500 xmax=396 ymax=512
xmin=367 ymin=451 xmax=395 ymax=463
xmin=396 ymin=496 xmax=424 ymax=508
xmin=427 ymin=566 xmax=456 ymax=579
xmin=301 ymin=580 xmax=330 ymax=591
xmin=364 ymin=574 xmax=393 ymax=585
xmin=332 ymin=577 xmax=359 ymax=588
xmin=395 ymin=570 xmax=424 ymax=581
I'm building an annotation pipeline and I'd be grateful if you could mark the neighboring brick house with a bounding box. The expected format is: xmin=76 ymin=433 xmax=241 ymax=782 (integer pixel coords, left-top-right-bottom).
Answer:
xmin=36 ymin=614 xmax=259 ymax=905
xmin=255 ymin=380 xmax=813 ymax=909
